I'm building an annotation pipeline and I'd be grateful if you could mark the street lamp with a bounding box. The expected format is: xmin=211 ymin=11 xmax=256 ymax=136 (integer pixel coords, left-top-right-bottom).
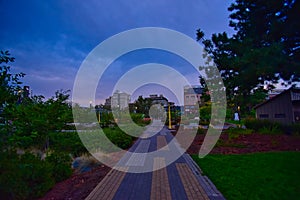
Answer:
xmin=168 ymin=104 xmax=172 ymax=129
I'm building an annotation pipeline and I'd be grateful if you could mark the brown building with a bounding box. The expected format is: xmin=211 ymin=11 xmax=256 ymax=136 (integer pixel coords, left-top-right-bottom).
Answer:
xmin=254 ymin=87 xmax=300 ymax=124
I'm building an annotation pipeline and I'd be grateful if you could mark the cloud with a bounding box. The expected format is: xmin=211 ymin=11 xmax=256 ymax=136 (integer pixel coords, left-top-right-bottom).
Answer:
xmin=1 ymin=0 xmax=236 ymax=103
xmin=7 ymin=36 xmax=86 ymax=98
xmin=112 ymin=63 xmax=196 ymax=105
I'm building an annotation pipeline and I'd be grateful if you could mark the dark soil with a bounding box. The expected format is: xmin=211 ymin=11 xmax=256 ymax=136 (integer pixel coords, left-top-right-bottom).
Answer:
xmin=41 ymin=132 xmax=300 ymax=200
xmin=187 ymin=133 xmax=300 ymax=154
xmin=39 ymin=165 xmax=110 ymax=200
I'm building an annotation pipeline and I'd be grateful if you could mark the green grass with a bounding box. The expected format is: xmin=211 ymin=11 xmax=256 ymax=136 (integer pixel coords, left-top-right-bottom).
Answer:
xmin=192 ymin=152 xmax=300 ymax=200
xmin=226 ymin=127 xmax=253 ymax=136
xmin=225 ymin=119 xmax=245 ymax=125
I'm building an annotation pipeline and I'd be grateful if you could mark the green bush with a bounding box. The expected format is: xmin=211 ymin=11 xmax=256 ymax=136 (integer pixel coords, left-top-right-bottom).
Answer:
xmin=226 ymin=108 xmax=234 ymax=120
xmin=200 ymin=103 xmax=211 ymax=125
xmin=46 ymin=152 xmax=72 ymax=182
xmin=49 ymin=127 xmax=134 ymax=155
xmin=130 ymin=113 xmax=151 ymax=126
xmin=291 ymin=123 xmax=300 ymax=135
xmin=0 ymin=151 xmax=55 ymax=200
xmin=49 ymin=132 xmax=88 ymax=157
xmin=104 ymin=127 xmax=133 ymax=149
xmin=197 ymin=128 xmax=206 ymax=134
xmin=245 ymin=118 xmax=271 ymax=131
xmin=226 ymin=128 xmax=253 ymax=140
xmin=258 ymin=125 xmax=283 ymax=135
xmin=226 ymin=127 xmax=253 ymax=135
xmin=244 ymin=118 xmax=284 ymax=134
xmin=245 ymin=118 xmax=300 ymax=135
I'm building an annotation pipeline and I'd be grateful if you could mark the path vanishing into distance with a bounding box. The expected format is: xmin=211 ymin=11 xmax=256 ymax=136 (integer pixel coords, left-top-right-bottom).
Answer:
xmin=86 ymin=120 xmax=225 ymax=200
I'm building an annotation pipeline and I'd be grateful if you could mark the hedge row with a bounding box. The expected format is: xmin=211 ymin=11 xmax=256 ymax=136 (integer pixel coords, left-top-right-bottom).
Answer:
xmin=244 ymin=118 xmax=300 ymax=135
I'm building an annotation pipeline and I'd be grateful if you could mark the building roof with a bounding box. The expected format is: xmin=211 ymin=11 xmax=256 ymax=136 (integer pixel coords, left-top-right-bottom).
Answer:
xmin=253 ymin=87 xmax=300 ymax=109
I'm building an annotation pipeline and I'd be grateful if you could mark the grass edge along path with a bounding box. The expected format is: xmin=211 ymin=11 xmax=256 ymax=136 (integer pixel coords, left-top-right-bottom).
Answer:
xmin=192 ymin=152 xmax=300 ymax=200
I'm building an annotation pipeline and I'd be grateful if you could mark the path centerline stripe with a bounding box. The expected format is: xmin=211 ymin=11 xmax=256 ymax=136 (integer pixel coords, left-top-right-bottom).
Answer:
xmin=157 ymin=135 xmax=169 ymax=151
xmin=85 ymin=167 xmax=128 ymax=200
xmin=151 ymin=157 xmax=172 ymax=200
xmin=176 ymin=163 xmax=210 ymax=200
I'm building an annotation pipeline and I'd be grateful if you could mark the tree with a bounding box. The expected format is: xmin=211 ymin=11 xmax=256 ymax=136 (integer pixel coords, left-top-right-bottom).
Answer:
xmin=197 ymin=0 xmax=300 ymax=115
xmin=0 ymin=51 xmax=73 ymax=149
xmin=0 ymin=51 xmax=25 ymax=118
xmin=0 ymin=50 xmax=26 ymax=149
xmin=134 ymin=96 xmax=152 ymax=117
xmin=0 ymin=52 xmax=75 ymax=199
xmin=4 ymin=90 xmax=73 ymax=150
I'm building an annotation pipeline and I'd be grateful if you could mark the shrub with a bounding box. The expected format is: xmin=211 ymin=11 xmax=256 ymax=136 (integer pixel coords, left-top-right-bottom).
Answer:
xmin=226 ymin=127 xmax=253 ymax=135
xmin=197 ymin=128 xmax=206 ymax=134
xmin=245 ymin=118 xmax=270 ymax=131
xmin=226 ymin=127 xmax=253 ymax=140
xmin=104 ymin=127 xmax=133 ymax=149
xmin=130 ymin=113 xmax=151 ymax=126
xmin=258 ymin=125 xmax=283 ymax=135
xmin=244 ymin=118 xmax=284 ymax=134
xmin=0 ymin=151 xmax=55 ymax=200
xmin=49 ymin=132 xmax=88 ymax=157
xmin=48 ymin=127 xmax=134 ymax=158
xmin=200 ymin=103 xmax=211 ymax=125
xmin=291 ymin=123 xmax=300 ymax=135
xmin=46 ymin=152 xmax=72 ymax=182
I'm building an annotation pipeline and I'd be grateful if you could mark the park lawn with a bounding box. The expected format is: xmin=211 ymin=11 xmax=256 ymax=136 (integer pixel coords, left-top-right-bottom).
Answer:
xmin=192 ymin=152 xmax=300 ymax=200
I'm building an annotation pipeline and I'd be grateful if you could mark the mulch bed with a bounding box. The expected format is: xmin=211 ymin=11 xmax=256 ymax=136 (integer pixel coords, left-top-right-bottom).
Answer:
xmin=187 ymin=133 xmax=300 ymax=154
xmin=40 ymin=132 xmax=300 ymax=200
xmin=40 ymin=165 xmax=111 ymax=200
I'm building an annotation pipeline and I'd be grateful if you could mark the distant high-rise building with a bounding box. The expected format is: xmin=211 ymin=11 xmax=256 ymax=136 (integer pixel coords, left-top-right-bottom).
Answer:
xmin=184 ymin=85 xmax=202 ymax=114
xmin=111 ymin=91 xmax=131 ymax=110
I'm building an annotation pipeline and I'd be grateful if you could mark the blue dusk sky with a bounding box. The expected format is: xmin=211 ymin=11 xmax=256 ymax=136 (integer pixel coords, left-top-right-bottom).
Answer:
xmin=0 ymin=0 xmax=235 ymax=106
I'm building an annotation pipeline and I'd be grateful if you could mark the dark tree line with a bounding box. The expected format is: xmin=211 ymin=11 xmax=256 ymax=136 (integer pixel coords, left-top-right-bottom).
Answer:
xmin=0 ymin=50 xmax=73 ymax=150
xmin=197 ymin=0 xmax=299 ymax=115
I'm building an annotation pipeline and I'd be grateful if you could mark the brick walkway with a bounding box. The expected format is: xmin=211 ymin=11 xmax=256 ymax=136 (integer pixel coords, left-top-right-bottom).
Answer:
xmin=86 ymin=120 xmax=225 ymax=200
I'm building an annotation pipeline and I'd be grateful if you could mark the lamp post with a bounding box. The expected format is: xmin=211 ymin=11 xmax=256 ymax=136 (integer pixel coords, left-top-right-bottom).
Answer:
xmin=168 ymin=104 xmax=172 ymax=129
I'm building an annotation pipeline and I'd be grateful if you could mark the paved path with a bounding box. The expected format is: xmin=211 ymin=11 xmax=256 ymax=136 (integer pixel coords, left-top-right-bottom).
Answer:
xmin=86 ymin=120 xmax=225 ymax=200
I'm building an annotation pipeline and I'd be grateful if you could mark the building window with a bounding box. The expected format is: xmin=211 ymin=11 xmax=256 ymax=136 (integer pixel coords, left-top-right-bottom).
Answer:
xmin=259 ymin=114 xmax=269 ymax=118
xmin=274 ymin=113 xmax=286 ymax=118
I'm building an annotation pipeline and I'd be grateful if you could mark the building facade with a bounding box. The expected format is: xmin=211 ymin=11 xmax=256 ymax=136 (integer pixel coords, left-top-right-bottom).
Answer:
xmin=254 ymin=87 xmax=300 ymax=124
xmin=184 ymin=85 xmax=202 ymax=114
xmin=111 ymin=91 xmax=131 ymax=110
